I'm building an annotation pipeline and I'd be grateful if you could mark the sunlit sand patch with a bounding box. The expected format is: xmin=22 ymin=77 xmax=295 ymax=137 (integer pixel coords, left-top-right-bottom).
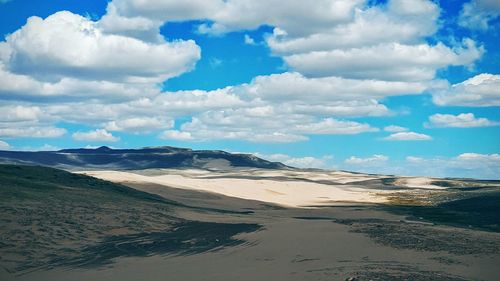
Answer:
xmin=80 ymin=170 xmax=389 ymax=208
xmin=394 ymin=177 xmax=448 ymax=190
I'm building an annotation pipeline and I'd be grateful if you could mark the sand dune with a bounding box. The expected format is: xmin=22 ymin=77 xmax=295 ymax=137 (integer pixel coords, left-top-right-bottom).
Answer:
xmin=393 ymin=177 xmax=448 ymax=189
xmin=81 ymin=169 xmax=394 ymax=207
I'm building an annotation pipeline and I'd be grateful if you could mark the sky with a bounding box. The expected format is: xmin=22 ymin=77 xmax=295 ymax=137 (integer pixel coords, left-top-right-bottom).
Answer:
xmin=0 ymin=0 xmax=499 ymax=179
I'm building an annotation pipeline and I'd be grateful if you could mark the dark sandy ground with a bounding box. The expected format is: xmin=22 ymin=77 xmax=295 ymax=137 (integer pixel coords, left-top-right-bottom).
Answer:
xmin=1 ymin=165 xmax=499 ymax=281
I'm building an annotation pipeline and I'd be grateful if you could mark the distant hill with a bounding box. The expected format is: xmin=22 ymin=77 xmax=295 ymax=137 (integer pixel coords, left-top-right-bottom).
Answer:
xmin=0 ymin=146 xmax=288 ymax=170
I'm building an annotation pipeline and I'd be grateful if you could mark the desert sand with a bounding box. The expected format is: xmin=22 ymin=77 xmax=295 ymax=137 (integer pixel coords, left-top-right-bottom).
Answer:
xmin=80 ymin=169 xmax=391 ymax=207
xmin=80 ymin=168 xmax=459 ymax=208
xmin=2 ymin=165 xmax=499 ymax=281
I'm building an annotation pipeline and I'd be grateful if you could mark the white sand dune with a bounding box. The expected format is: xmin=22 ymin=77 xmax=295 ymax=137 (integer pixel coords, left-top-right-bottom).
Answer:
xmin=80 ymin=169 xmax=390 ymax=208
xmin=393 ymin=177 xmax=448 ymax=190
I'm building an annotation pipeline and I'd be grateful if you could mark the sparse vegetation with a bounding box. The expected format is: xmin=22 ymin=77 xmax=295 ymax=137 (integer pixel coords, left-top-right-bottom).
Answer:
xmin=0 ymin=164 xmax=260 ymax=274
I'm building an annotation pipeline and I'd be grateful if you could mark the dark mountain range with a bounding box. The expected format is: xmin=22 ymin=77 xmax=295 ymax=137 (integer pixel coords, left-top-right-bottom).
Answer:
xmin=0 ymin=146 xmax=288 ymax=170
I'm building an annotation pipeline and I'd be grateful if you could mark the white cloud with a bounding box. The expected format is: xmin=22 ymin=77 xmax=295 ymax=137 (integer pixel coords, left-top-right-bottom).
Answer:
xmin=405 ymin=153 xmax=500 ymax=179
xmin=0 ymin=69 xmax=423 ymax=143
xmin=174 ymin=111 xmax=377 ymax=142
xmin=244 ymin=72 xmax=426 ymax=102
xmin=255 ymin=152 xmax=500 ymax=179
xmin=0 ymin=140 xmax=10 ymax=150
xmin=104 ymin=117 xmax=173 ymax=132
xmin=150 ymin=88 xmax=245 ymax=115
xmin=197 ymin=0 xmax=362 ymax=36
xmin=0 ymin=66 xmax=161 ymax=101
xmin=459 ymin=0 xmax=500 ymax=30
xmin=384 ymin=125 xmax=408 ymax=132
xmin=254 ymin=152 xmax=333 ymax=168
xmin=103 ymin=0 xmax=364 ymax=38
xmin=244 ymin=34 xmax=256 ymax=45
xmin=97 ymin=4 xmax=163 ymax=42
xmin=343 ymin=153 xmax=500 ymax=179
xmin=1 ymin=11 xmax=200 ymax=83
xmin=176 ymin=118 xmax=310 ymax=143
xmin=159 ymin=130 xmax=194 ymax=141
xmin=293 ymin=118 xmax=378 ymax=135
xmin=72 ymin=129 xmax=119 ymax=142
xmin=457 ymin=152 xmax=500 ymax=161
xmin=262 ymin=0 xmax=482 ymax=84
xmin=0 ymin=127 xmax=66 ymax=138
xmin=285 ymin=156 xmax=329 ymax=168
xmin=427 ymin=113 xmax=499 ymax=128
xmin=283 ymin=41 xmax=482 ymax=81
xmin=432 ymin=73 xmax=500 ymax=107
xmin=266 ymin=0 xmax=439 ymax=55
xmin=108 ymin=0 xmax=222 ymax=23
xmin=345 ymin=154 xmax=388 ymax=165
xmin=384 ymin=131 xmax=432 ymax=141
xmin=0 ymin=105 xmax=43 ymax=122
xmin=0 ymin=0 xmax=490 ymax=146
xmin=406 ymin=156 xmax=423 ymax=163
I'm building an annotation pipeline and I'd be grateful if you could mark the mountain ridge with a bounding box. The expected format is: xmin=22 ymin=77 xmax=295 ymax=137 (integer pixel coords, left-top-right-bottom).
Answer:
xmin=0 ymin=146 xmax=289 ymax=170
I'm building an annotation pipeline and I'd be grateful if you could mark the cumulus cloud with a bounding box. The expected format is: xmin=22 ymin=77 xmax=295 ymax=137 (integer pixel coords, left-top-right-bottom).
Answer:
xmin=0 ymin=66 xmax=161 ymax=101
xmin=338 ymin=152 xmax=500 ymax=179
xmin=404 ymin=153 xmax=500 ymax=179
xmin=104 ymin=117 xmax=173 ymax=133
xmin=107 ymin=0 xmax=222 ymax=24
xmin=97 ymin=4 xmax=163 ymax=42
xmin=72 ymin=129 xmax=119 ymax=142
xmin=197 ymin=0 xmax=362 ymax=36
xmin=406 ymin=156 xmax=424 ymax=162
xmin=0 ymin=0 xmax=490 ymax=146
xmin=427 ymin=113 xmax=499 ymax=128
xmin=345 ymin=154 xmax=388 ymax=165
xmin=293 ymin=118 xmax=378 ymax=135
xmin=254 ymin=153 xmax=333 ymax=169
xmin=173 ymin=111 xmax=377 ymax=143
xmin=241 ymin=152 xmax=500 ymax=179
xmin=266 ymin=0 xmax=439 ymax=55
xmin=384 ymin=132 xmax=432 ymax=141
xmin=1 ymin=11 xmax=200 ymax=83
xmin=457 ymin=152 xmax=500 ymax=161
xmin=159 ymin=130 xmax=194 ymax=141
xmin=0 ymin=127 xmax=66 ymax=138
xmin=253 ymin=152 xmax=500 ymax=179
xmin=176 ymin=117 xmax=310 ymax=143
xmin=0 ymin=105 xmax=43 ymax=122
xmin=263 ymin=0 xmax=482 ymax=83
xmin=103 ymin=0 xmax=479 ymax=87
xmin=459 ymin=0 xmax=500 ymax=30
xmin=0 ymin=140 xmax=10 ymax=150
xmin=432 ymin=73 xmax=500 ymax=107
xmin=0 ymin=10 xmax=201 ymax=104
xmin=243 ymin=72 xmax=426 ymax=102
xmin=384 ymin=125 xmax=408 ymax=132
xmin=0 ymin=69 xmax=428 ymax=143
xmin=101 ymin=0 xmax=364 ymax=38
xmin=283 ymin=41 xmax=482 ymax=81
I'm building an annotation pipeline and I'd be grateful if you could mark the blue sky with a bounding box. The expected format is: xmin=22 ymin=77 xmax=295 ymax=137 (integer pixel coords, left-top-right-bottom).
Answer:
xmin=0 ymin=0 xmax=499 ymax=178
